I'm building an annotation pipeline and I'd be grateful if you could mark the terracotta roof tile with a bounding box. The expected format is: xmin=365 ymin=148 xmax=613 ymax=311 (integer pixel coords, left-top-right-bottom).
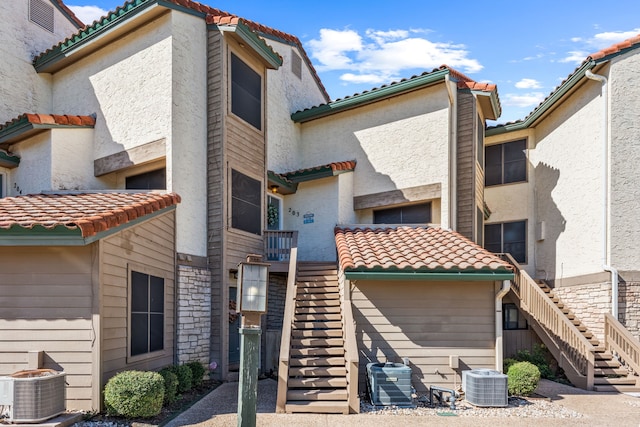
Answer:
xmin=279 ymin=160 xmax=356 ymax=183
xmin=0 ymin=113 xmax=96 ymax=130
xmin=589 ymin=33 xmax=640 ymax=61
xmin=35 ymin=0 xmax=329 ymax=101
xmin=0 ymin=192 xmax=180 ymax=238
xmin=335 ymin=226 xmax=513 ymax=272
xmin=53 ymin=0 xmax=85 ymax=28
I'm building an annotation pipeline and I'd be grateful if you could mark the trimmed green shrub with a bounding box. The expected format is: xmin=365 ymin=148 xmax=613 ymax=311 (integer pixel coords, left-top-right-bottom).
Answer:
xmin=104 ymin=371 xmax=164 ymax=418
xmin=515 ymin=344 xmax=554 ymax=379
xmin=503 ymin=358 xmax=519 ymax=374
xmin=159 ymin=368 xmax=179 ymax=405
xmin=187 ymin=361 xmax=206 ymax=387
xmin=170 ymin=364 xmax=193 ymax=393
xmin=508 ymin=361 xmax=541 ymax=396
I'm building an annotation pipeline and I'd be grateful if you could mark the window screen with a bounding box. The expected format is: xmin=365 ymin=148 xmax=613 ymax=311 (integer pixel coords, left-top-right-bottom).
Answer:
xmin=374 ymin=203 xmax=432 ymax=224
xmin=126 ymin=168 xmax=166 ymax=190
xmin=484 ymin=220 xmax=527 ymax=263
xmin=485 ymin=140 xmax=526 ymax=186
xmin=231 ymin=53 xmax=262 ymax=130
xmin=131 ymin=271 xmax=164 ymax=356
xmin=231 ymin=169 xmax=262 ymax=235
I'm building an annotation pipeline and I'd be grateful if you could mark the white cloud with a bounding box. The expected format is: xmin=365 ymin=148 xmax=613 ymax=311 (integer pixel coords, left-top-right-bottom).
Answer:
xmin=67 ymin=5 xmax=108 ymax=25
xmin=502 ymin=92 xmax=546 ymax=108
xmin=560 ymin=50 xmax=588 ymax=64
xmin=308 ymin=27 xmax=483 ymax=86
xmin=515 ymin=78 xmax=541 ymax=89
xmin=562 ymin=27 xmax=640 ymax=64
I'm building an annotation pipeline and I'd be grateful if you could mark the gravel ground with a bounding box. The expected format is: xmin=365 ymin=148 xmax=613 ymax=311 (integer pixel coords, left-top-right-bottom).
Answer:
xmin=360 ymin=395 xmax=584 ymax=419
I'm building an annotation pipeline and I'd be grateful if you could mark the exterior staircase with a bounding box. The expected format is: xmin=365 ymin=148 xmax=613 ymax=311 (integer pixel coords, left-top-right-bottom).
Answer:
xmin=537 ymin=281 xmax=640 ymax=392
xmin=277 ymin=262 xmax=358 ymax=414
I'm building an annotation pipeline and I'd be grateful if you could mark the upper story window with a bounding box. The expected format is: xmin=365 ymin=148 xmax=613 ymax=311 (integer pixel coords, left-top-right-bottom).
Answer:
xmin=485 ymin=220 xmax=527 ymax=264
xmin=231 ymin=53 xmax=262 ymax=130
xmin=126 ymin=168 xmax=166 ymax=190
xmin=485 ymin=139 xmax=526 ymax=186
xmin=130 ymin=271 xmax=164 ymax=357
xmin=373 ymin=202 xmax=432 ymax=224
xmin=231 ymin=169 xmax=261 ymax=235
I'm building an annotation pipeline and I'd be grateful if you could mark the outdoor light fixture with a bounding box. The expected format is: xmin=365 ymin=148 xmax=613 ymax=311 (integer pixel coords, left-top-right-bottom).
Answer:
xmin=269 ymin=185 xmax=279 ymax=194
xmin=236 ymin=254 xmax=269 ymax=427
xmin=237 ymin=255 xmax=269 ymax=314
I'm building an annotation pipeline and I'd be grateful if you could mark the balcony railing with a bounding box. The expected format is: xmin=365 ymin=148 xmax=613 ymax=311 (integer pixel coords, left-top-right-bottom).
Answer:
xmin=264 ymin=230 xmax=298 ymax=262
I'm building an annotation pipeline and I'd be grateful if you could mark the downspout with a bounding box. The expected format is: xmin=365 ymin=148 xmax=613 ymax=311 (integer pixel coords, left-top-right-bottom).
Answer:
xmin=495 ymin=279 xmax=511 ymax=372
xmin=585 ymin=69 xmax=618 ymax=319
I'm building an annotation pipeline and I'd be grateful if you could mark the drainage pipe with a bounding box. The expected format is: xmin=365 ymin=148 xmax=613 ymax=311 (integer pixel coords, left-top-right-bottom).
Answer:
xmin=585 ymin=69 xmax=618 ymax=319
xmin=495 ymin=280 xmax=511 ymax=372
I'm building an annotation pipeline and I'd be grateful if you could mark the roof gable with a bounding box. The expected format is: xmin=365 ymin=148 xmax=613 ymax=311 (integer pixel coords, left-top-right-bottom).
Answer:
xmin=292 ymin=66 xmax=501 ymax=123
xmin=487 ymin=32 xmax=640 ymax=135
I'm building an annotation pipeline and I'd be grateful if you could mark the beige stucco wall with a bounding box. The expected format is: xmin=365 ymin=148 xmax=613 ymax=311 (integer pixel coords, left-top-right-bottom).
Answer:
xmin=609 ymin=51 xmax=640 ymax=271
xmin=266 ymin=42 xmax=327 ymax=173
xmin=50 ymin=10 xmax=207 ymax=257
xmin=8 ymin=132 xmax=53 ymax=195
xmin=0 ymin=0 xmax=79 ymax=122
xmin=298 ymin=84 xmax=452 ymax=228
xmin=529 ymin=79 xmax=604 ymax=281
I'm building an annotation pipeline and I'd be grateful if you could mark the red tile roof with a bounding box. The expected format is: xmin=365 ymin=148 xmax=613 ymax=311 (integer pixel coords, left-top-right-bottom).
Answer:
xmin=280 ymin=160 xmax=357 ymax=183
xmin=36 ymin=0 xmax=329 ymax=101
xmin=53 ymin=0 xmax=85 ymax=28
xmin=446 ymin=66 xmax=497 ymax=93
xmin=335 ymin=226 xmax=513 ymax=272
xmin=0 ymin=192 xmax=180 ymax=238
xmin=0 ymin=113 xmax=96 ymax=130
xmin=589 ymin=33 xmax=640 ymax=61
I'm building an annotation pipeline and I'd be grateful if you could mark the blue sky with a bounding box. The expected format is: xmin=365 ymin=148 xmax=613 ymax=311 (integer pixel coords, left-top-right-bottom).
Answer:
xmin=66 ymin=0 xmax=640 ymax=124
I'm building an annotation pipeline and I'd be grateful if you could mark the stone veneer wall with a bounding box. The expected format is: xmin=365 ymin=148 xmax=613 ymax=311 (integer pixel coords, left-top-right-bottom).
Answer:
xmin=620 ymin=280 xmax=640 ymax=340
xmin=176 ymin=265 xmax=212 ymax=364
xmin=553 ymin=281 xmax=610 ymax=342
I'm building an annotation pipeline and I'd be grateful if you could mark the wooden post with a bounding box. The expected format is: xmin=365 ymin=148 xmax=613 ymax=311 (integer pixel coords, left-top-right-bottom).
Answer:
xmin=237 ymin=326 xmax=261 ymax=427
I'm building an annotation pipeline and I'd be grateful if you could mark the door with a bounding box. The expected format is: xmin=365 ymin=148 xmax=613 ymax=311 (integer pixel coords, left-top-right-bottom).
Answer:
xmin=228 ymin=287 xmax=240 ymax=365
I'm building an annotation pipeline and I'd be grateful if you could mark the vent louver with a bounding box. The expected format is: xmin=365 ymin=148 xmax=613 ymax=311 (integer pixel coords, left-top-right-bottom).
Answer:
xmin=30 ymin=0 xmax=55 ymax=32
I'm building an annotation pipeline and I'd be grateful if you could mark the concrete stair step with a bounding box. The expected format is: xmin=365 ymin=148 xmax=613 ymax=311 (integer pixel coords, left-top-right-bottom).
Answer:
xmin=289 ymin=366 xmax=347 ymax=377
xmin=288 ymin=377 xmax=347 ymax=388
xmin=595 ymin=367 xmax=630 ymax=376
xmin=593 ymin=384 xmax=640 ymax=393
xmin=595 ymin=359 xmax=622 ymax=368
xmin=594 ymin=376 xmax=638 ymax=385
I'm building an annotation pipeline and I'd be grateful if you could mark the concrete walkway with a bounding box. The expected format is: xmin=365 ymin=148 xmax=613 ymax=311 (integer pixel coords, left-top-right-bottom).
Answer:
xmin=164 ymin=379 xmax=640 ymax=427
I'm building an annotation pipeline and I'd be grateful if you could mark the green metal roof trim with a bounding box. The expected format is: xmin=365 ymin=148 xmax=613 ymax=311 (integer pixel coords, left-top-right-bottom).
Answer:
xmin=291 ymin=68 xmax=450 ymax=123
xmin=486 ymin=60 xmax=597 ymax=136
xmin=0 ymin=205 xmax=175 ymax=246
xmin=212 ymin=20 xmax=282 ymax=69
xmin=0 ymin=116 xmax=95 ymax=145
xmin=344 ymin=270 xmax=514 ymax=281
xmin=0 ymin=150 xmax=20 ymax=168
xmin=267 ymin=170 xmax=298 ymax=193
xmin=281 ymin=162 xmax=356 ymax=183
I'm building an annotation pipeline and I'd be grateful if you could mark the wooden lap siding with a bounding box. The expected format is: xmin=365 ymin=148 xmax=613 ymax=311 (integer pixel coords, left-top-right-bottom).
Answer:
xmin=100 ymin=212 xmax=176 ymax=386
xmin=351 ymin=280 xmax=495 ymax=393
xmin=0 ymin=245 xmax=96 ymax=410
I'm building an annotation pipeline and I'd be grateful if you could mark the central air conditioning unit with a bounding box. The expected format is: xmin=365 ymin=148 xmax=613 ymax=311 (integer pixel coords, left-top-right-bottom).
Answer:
xmin=366 ymin=362 xmax=414 ymax=407
xmin=0 ymin=369 xmax=66 ymax=423
xmin=462 ymin=369 xmax=508 ymax=407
